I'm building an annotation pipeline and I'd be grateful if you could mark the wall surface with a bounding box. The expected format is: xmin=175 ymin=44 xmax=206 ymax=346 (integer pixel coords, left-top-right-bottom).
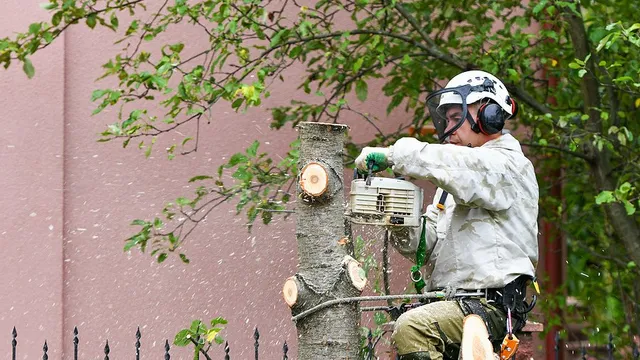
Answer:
xmin=0 ymin=0 xmax=66 ymax=357
xmin=0 ymin=1 xmax=416 ymax=359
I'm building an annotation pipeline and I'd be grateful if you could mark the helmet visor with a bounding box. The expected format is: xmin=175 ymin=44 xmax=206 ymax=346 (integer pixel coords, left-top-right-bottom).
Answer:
xmin=426 ymin=87 xmax=469 ymax=143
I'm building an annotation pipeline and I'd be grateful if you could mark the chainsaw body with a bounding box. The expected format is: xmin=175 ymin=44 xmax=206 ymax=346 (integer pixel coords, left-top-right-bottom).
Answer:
xmin=348 ymin=176 xmax=423 ymax=227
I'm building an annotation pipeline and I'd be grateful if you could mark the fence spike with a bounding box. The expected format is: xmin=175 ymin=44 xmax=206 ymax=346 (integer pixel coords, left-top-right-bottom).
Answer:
xmin=164 ymin=339 xmax=171 ymax=360
xmin=554 ymin=331 xmax=560 ymax=360
xmin=225 ymin=341 xmax=230 ymax=360
xmin=367 ymin=329 xmax=374 ymax=360
xmin=283 ymin=341 xmax=288 ymax=360
xmin=607 ymin=333 xmax=613 ymax=360
xmin=73 ymin=327 xmax=79 ymax=360
xmin=42 ymin=340 xmax=48 ymax=360
xmin=135 ymin=327 xmax=141 ymax=360
xmin=104 ymin=340 xmax=110 ymax=360
xmin=12 ymin=327 xmax=17 ymax=360
xmin=254 ymin=327 xmax=260 ymax=360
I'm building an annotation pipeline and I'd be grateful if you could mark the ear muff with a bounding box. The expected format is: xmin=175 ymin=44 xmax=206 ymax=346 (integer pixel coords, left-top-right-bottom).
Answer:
xmin=476 ymin=102 xmax=505 ymax=135
xmin=506 ymin=96 xmax=518 ymax=118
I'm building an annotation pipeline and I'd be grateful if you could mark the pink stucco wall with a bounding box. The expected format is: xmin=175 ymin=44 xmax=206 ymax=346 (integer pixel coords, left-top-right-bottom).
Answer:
xmin=0 ymin=1 xmax=418 ymax=359
xmin=1 ymin=2 xmax=550 ymax=359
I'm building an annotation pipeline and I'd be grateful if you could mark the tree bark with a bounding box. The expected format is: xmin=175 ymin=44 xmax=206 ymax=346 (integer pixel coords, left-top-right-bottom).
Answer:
xmin=291 ymin=122 xmax=361 ymax=359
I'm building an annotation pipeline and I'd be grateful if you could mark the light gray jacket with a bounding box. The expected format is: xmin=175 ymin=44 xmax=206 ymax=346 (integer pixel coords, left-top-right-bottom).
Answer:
xmin=388 ymin=134 xmax=539 ymax=290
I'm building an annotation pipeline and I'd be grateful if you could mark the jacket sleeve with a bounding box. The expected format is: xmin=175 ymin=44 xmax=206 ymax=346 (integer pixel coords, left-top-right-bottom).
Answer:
xmin=388 ymin=190 xmax=441 ymax=263
xmin=389 ymin=137 xmax=516 ymax=211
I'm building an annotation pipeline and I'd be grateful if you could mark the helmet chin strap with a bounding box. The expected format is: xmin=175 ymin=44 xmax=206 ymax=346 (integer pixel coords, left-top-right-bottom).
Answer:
xmin=466 ymin=111 xmax=481 ymax=134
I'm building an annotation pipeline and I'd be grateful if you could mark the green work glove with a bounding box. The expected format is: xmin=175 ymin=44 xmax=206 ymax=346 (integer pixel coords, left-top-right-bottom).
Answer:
xmin=355 ymin=146 xmax=392 ymax=173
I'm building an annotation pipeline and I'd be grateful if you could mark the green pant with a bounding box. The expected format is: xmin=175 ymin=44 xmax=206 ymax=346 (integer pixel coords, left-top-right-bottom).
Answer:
xmin=391 ymin=299 xmax=507 ymax=360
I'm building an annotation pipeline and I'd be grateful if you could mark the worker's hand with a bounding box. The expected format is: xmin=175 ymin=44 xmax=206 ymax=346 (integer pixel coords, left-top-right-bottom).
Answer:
xmin=355 ymin=147 xmax=392 ymax=173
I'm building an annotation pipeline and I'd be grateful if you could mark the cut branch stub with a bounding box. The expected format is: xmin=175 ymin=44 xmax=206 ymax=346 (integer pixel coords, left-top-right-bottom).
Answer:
xmin=283 ymin=276 xmax=300 ymax=308
xmin=299 ymin=162 xmax=329 ymax=197
xmin=460 ymin=315 xmax=495 ymax=360
xmin=343 ymin=255 xmax=367 ymax=292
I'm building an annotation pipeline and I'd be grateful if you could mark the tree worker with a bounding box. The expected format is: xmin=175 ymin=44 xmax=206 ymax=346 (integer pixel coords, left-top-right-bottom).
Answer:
xmin=354 ymin=70 xmax=539 ymax=360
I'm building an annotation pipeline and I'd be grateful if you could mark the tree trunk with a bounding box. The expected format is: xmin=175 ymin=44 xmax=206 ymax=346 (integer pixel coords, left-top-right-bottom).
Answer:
xmin=289 ymin=122 xmax=361 ymax=359
xmin=564 ymin=5 xmax=640 ymax=266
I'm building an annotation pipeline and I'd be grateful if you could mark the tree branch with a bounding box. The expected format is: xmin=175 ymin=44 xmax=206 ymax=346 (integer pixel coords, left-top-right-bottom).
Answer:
xmin=390 ymin=3 xmax=556 ymax=117
xmin=391 ymin=2 xmax=471 ymax=70
xmin=11 ymin=0 xmax=146 ymax=58
xmin=520 ymin=142 xmax=593 ymax=162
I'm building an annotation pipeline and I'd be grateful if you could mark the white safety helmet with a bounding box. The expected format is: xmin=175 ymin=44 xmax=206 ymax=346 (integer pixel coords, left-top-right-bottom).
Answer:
xmin=426 ymin=70 xmax=518 ymax=142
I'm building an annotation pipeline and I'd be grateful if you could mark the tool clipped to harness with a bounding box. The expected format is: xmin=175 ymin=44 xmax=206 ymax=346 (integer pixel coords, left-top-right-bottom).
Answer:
xmin=500 ymin=334 xmax=519 ymax=359
xmin=499 ymin=307 xmax=520 ymax=359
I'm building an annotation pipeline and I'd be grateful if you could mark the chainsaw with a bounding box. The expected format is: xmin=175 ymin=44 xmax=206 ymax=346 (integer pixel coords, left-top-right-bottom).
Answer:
xmin=348 ymin=167 xmax=423 ymax=228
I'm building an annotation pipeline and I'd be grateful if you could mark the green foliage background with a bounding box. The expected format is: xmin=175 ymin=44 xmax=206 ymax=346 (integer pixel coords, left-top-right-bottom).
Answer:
xmin=2 ymin=0 xmax=640 ymax=351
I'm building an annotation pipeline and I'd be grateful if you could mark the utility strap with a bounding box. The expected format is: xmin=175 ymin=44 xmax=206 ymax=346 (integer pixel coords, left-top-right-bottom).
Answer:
xmin=410 ymin=192 xmax=446 ymax=294
xmin=410 ymin=216 xmax=428 ymax=294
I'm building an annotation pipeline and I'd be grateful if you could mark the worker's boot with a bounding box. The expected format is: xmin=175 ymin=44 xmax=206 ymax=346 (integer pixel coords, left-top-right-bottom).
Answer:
xmin=460 ymin=314 xmax=496 ymax=360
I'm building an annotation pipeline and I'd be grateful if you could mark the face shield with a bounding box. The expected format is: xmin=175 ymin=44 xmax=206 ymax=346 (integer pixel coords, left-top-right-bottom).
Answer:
xmin=425 ymin=78 xmax=496 ymax=143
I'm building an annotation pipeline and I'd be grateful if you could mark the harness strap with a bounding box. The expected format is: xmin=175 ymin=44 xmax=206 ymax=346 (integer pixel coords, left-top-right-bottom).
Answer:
xmin=459 ymin=298 xmax=496 ymax=341
xmin=410 ymin=215 xmax=428 ymax=294
xmin=410 ymin=194 xmax=447 ymax=294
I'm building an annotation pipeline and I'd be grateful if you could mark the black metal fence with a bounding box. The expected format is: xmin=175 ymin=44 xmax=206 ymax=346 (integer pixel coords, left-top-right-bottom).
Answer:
xmin=12 ymin=325 xmax=640 ymax=359
xmin=552 ymin=331 xmax=640 ymax=360
xmin=10 ymin=327 xmax=289 ymax=360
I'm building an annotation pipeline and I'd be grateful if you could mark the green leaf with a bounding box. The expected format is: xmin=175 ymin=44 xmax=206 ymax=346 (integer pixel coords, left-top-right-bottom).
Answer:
xmin=40 ymin=2 xmax=57 ymax=10
xmin=231 ymin=97 xmax=244 ymax=109
xmin=289 ymin=46 xmax=302 ymax=58
xmin=595 ymin=191 xmax=615 ymax=205
xmin=131 ymin=219 xmax=148 ymax=226
xmin=110 ymin=13 xmax=119 ymax=29
xmin=86 ymin=14 xmax=97 ymax=29
xmin=228 ymin=153 xmax=248 ymax=167
xmin=157 ymin=253 xmax=168 ymax=263
xmin=123 ymin=240 xmax=138 ymax=252
xmin=176 ymin=197 xmax=191 ymax=206
xmin=247 ymin=140 xmax=260 ymax=157
xmin=232 ymin=166 xmax=252 ymax=181
xmin=174 ymin=329 xmax=192 ymax=346
xmin=28 ymin=23 xmax=42 ymax=34
xmin=91 ymin=89 xmax=107 ymax=101
xmin=355 ymin=79 xmax=368 ymax=102
xmin=179 ymin=253 xmax=190 ymax=264
xmin=623 ymin=200 xmax=636 ymax=215
xmin=210 ymin=317 xmax=228 ymax=327
xmin=190 ymin=320 xmax=205 ymax=333
xmin=51 ymin=11 xmax=62 ymax=26
xmin=23 ymin=58 xmax=35 ymax=79
xmin=189 ymin=175 xmax=213 ymax=182
xmin=353 ymin=57 xmax=364 ymax=72
xmin=206 ymin=328 xmax=221 ymax=342
xmin=269 ymin=29 xmax=288 ymax=47
xmin=533 ymin=0 xmax=547 ymax=14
